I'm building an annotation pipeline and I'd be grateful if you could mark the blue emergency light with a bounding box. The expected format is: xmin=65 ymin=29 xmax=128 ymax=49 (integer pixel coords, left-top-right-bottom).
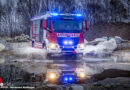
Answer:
xmin=64 ymin=77 xmax=68 ymax=81
xmin=76 ymin=14 xmax=82 ymax=17
xmin=51 ymin=13 xmax=82 ymax=17
xmin=62 ymin=75 xmax=75 ymax=83
xmin=69 ymin=77 xmax=73 ymax=81
xmin=51 ymin=13 xmax=58 ymax=16
xmin=63 ymin=40 xmax=73 ymax=45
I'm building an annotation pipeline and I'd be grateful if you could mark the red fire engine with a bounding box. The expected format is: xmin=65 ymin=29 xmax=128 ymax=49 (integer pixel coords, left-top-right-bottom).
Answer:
xmin=30 ymin=13 xmax=88 ymax=56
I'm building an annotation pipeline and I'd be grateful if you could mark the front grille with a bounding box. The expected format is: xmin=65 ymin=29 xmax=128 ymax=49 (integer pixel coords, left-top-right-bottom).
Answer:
xmin=62 ymin=48 xmax=75 ymax=52
xmin=62 ymin=71 xmax=75 ymax=75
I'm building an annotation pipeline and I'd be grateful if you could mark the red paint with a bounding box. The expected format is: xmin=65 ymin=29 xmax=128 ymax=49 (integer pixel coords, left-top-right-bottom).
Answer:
xmin=31 ymin=22 xmax=33 ymax=38
xmin=79 ymin=23 xmax=84 ymax=44
xmin=79 ymin=33 xmax=84 ymax=44
xmin=73 ymin=50 xmax=76 ymax=54
xmin=39 ymin=22 xmax=41 ymax=41
xmin=86 ymin=21 xmax=89 ymax=30
xmin=0 ymin=77 xmax=2 ymax=83
xmin=34 ymin=42 xmax=42 ymax=49
xmin=43 ymin=20 xmax=47 ymax=29
xmin=47 ymin=32 xmax=57 ymax=44
xmin=46 ymin=21 xmax=57 ymax=44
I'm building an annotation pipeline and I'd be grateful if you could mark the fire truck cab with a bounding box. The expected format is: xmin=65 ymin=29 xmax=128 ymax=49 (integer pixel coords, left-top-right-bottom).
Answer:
xmin=30 ymin=13 xmax=88 ymax=56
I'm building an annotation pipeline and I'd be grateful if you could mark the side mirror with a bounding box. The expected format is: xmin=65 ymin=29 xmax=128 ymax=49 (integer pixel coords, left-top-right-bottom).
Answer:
xmin=85 ymin=21 xmax=89 ymax=31
xmin=43 ymin=20 xmax=47 ymax=29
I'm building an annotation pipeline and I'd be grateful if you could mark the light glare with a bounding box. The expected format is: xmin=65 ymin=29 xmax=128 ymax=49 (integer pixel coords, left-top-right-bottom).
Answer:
xmin=76 ymin=14 xmax=82 ymax=17
xmin=80 ymin=44 xmax=84 ymax=48
xmin=49 ymin=72 xmax=57 ymax=80
xmin=49 ymin=43 xmax=57 ymax=49
xmin=64 ymin=77 xmax=68 ymax=81
xmin=69 ymin=77 xmax=72 ymax=80
xmin=69 ymin=41 xmax=73 ymax=45
xmin=51 ymin=13 xmax=58 ymax=16
xmin=79 ymin=72 xmax=86 ymax=78
xmin=64 ymin=41 xmax=68 ymax=45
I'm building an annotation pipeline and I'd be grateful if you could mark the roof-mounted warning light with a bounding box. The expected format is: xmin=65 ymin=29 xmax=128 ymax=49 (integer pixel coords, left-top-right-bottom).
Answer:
xmin=51 ymin=13 xmax=82 ymax=17
xmin=76 ymin=14 xmax=82 ymax=17
xmin=51 ymin=13 xmax=58 ymax=16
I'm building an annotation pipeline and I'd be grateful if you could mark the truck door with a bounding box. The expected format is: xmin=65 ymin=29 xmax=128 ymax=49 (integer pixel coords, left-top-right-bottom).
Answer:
xmin=32 ymin=20 xmax=40 ymax=42
xmin=40 ymin=19 xmax=44 ymax=42
xmin=46 ymin=19 xmax=51 ymax=40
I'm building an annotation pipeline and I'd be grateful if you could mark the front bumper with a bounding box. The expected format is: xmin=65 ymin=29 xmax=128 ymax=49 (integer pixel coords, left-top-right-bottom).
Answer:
xmin=47 ymin=47 xmax=84 ymax=54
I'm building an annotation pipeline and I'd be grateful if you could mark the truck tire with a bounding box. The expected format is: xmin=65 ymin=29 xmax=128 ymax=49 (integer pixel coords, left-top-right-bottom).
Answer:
xmin=32 ymin=40 xmax=35 ymax=47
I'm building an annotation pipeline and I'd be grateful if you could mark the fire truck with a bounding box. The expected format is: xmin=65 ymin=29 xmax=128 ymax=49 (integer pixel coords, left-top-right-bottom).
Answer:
xmin=30 ymin=13 xmax=89 ymax=84
xmin=30 ymin=13 xmax=89 ymax=57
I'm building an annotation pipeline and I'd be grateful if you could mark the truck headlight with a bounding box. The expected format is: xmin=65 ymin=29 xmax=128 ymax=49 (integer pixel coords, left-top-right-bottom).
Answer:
xmin=76 ymin=68 xmax=87 ymax=79
xmin=78 ymin=44 xmax=84 ymax=48
xmin=79 ymin=72 xmax=86 ymax=78
xmin=48 ymin=72 xmax=57 ymax=80
xmin=49 ymin=43 xmax=57 ymax=49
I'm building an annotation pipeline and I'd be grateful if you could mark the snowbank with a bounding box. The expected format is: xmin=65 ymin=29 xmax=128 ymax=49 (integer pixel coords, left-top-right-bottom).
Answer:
xmin=0 ymin=37 xmax=11 ymax=50
xmin=14 ymin=34 xmax=29 ymax=42
xmin=13 ymin=46 xmax=46 ymax=59
xmin=0 ymin=43 xmax=5 ymax=52
xmin=84 ymin=38 xmax=117 ymax=57
xmin=12 ymin=42 xmax=47 ymax=59
xmin=11 ymin=42 xmax=46 ymax=56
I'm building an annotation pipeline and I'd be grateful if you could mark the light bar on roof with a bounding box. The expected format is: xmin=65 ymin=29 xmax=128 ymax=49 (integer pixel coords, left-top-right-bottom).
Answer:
xmin=51 ymin=13 xmax=58 ymax=16
xmin=76 ymin=14 xmax=82 ymax=17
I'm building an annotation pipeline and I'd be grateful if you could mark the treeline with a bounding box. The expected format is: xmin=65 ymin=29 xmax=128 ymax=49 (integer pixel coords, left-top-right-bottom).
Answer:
xmin=0 ymin=0 xmax=130 ymax=37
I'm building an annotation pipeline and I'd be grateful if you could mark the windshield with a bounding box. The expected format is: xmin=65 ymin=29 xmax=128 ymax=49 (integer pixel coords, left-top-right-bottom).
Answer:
xmin=52 ymin=20 xmax=83 ymax=33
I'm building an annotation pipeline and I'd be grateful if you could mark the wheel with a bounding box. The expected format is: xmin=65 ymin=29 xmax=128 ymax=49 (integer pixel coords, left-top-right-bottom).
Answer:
xmin=32 ymin=40 xmax=35 ymax=47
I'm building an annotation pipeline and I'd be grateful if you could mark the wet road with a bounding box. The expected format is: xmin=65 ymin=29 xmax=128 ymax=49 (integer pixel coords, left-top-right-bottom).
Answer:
xmin=0 ymin=47 xmax=130 ymax=88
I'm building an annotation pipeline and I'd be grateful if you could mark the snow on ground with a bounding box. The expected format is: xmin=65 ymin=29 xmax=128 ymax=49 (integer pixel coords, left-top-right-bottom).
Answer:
xmin=84 ymin=37 xmax=117 ymax=57
xmin=0 ymin=43 xmax=5 ymax=52
xmin=0 ymin=37 xmax=130 ymax=89
xmin=14 ymin=46 xmax=46 ymax=55
xmin=10 ymin=42 xmax=47 ymax=59
xmin=0 ymin=37 xmax=11 ymax=50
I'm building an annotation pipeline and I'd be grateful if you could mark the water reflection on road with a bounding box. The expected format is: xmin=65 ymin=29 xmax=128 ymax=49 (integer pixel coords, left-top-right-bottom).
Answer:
xmin=0 ymin=49 xmax=130 ymax=86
